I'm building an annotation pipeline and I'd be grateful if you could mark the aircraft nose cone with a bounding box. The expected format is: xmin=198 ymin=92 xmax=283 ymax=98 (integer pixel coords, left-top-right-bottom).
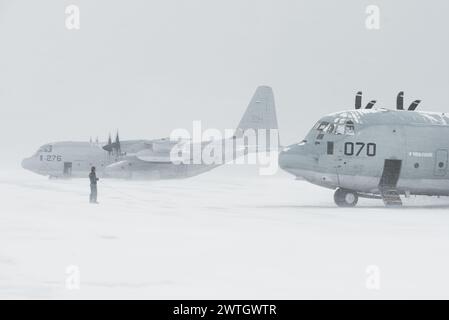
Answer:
xmin=278 ymin=149 xmax=297 ymax=171
xmin=278 ymin=144 xmax=311 ymax=178
xmin=21 ymin=158 xmax=30 ymax=170
xmin=21 ymin=156 xmax=46 ymax=176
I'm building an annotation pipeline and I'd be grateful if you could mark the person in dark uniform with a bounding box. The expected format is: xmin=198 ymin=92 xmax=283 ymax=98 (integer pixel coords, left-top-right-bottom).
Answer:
xmin=89 ymin=166 xmax=99 ymax=203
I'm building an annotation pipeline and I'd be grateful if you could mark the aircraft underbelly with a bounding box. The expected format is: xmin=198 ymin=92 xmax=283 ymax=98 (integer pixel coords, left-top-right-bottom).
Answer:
xmin=338 ymin=174 xmax=380 ymax=193
xmin=397 ymin=178 xmax=449 ymax=195
xmin=339 ymin=174 xmax=449 ymax=195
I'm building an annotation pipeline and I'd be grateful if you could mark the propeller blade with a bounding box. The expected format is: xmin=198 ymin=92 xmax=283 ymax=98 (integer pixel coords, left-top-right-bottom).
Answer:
xmin=408 ymin=100 xmax=421 ymax=111
xmin=365 ymin=100 xmax=377 ymax=109
xmin=103 ymin=133 xmax=114 ymax=152
xmin=355 ymin=91 xmax=363 ymax=109
xmin=397 ymin=91 xmax=404 ymax=110
xmin=115 ymin=131 xmax=121 ymax=154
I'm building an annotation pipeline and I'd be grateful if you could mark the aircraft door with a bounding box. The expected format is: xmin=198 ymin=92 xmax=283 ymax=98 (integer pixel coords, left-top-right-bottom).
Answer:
xmin=63 ymin=162 xmax=73 ymax=177
xmin=379 ymin=159 xmax=402 ymax=188
xmin=434 ymin=149 xmax=448 ymax=176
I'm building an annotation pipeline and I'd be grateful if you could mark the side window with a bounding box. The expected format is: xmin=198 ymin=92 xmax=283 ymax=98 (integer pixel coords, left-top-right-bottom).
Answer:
xmin=317 ymin=122 xmax=329 ymax=131
xmin=345 ymin=121 xmax=355 ymax=135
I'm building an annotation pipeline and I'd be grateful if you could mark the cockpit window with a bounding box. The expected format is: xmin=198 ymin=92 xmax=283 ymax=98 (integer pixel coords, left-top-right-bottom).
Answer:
xmin=316 ymin=122 xmax=330 ymax=131
xmin=314 ymin=119 xmax=356 ymax=136
xmin=325 ymin=123 xmax=335 ymax=134
xmin=37 ymin=145 xmax=53 ymax=154
xmin=335 ymin=124 xmax=345 ymax=135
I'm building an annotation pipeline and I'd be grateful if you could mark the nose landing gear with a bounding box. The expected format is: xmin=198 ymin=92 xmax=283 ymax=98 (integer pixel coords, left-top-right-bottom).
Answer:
xmin=334 ymin=188 xmax=359 ymax=207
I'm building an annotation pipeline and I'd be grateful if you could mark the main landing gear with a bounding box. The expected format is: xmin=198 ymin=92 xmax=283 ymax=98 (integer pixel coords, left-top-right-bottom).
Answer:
xmin=334 ymin=188 xmax=359 ymax=207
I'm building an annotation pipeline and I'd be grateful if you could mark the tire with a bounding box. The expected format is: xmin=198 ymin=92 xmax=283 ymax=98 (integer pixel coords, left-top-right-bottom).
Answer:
xmin=334 ymin=188 xmax=359 ymax=207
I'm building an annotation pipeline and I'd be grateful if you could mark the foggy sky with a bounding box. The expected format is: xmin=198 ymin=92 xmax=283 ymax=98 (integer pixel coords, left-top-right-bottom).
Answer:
xmin=1 ymin=0 xmax=448 ymax=167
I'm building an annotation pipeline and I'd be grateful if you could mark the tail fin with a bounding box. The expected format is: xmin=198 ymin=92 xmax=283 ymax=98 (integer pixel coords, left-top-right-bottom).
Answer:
xmin=234 ymin=86 xmax=280 ymax=153
xmin=235 ymin=85 xmax=278 ymax=135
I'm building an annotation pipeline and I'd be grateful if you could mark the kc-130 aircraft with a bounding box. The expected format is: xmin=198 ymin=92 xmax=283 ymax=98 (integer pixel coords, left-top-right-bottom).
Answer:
xmin=279 ymin=91 xmax=449 ymax=207
xmin=22 ymin=86 xmax=278 ymax=179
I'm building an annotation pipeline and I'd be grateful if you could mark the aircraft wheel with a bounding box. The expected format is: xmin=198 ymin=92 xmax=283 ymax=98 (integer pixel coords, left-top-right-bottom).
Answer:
xmin=334 ymin=188 xmax=358 ymax=207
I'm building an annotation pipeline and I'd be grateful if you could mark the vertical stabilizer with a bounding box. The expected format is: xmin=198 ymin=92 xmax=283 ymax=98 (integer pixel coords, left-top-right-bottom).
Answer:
xmin=235 ymin=86 xmax=278 ymax=136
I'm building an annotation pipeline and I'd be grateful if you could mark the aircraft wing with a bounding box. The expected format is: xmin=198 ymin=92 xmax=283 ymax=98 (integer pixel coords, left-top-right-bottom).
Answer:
xmin=135 ymin=140 xmax=213 ymax=163
xmin=135 ymin=149 xmax=174 ymax=163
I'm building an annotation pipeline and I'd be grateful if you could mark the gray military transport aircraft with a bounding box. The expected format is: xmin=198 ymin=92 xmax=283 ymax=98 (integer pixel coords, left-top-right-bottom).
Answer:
xmin=279 ymin=91 xmax=449 ymax=207
xmin=22 ymin=86 xmax=279 ymax=179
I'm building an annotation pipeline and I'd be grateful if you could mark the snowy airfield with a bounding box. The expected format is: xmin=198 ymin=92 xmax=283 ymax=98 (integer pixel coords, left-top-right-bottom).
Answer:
xmin=2 ymin=165 xmax=449 ymax=299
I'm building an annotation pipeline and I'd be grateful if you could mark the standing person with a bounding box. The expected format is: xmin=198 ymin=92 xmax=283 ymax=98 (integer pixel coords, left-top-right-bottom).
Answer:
xmin=89 ymin=166 xmax=99 ymax=204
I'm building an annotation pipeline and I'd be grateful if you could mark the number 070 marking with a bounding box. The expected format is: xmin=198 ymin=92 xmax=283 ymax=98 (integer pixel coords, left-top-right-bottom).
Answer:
xmin=344 ymin=142 xmax=376 ymax=156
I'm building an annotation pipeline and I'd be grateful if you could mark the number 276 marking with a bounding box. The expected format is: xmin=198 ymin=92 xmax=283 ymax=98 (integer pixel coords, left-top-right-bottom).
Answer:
xmin=45 ymin=155 xmax=62 ymax=161
xmin=344 ymin=142 xmax=376 ymax=157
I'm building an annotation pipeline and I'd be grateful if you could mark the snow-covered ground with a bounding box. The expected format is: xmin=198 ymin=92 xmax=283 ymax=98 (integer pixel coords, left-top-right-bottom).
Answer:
xmin=2 ymin=165 xmax=449 ymax=299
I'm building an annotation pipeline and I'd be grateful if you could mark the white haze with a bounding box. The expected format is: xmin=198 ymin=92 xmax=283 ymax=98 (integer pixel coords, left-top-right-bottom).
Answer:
xmin=1 ymin=0 xmax=449 ymax=300
xmin=1 ymin=0 xmax=449 ymax=166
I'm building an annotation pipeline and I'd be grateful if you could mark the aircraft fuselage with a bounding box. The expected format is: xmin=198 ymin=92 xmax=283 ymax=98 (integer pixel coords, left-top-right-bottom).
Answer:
xmin=279 ymin=109 xmax=449 ymax=202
